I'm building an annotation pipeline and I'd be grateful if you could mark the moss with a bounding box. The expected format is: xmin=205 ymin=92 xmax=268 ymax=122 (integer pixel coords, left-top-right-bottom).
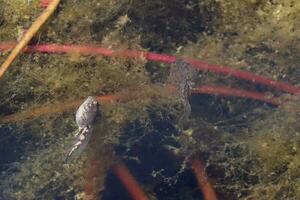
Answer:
xmin=0 ymin=0 xmax=40 ymax=40
xmin=241 ymin=98 xmax=300 ymax=199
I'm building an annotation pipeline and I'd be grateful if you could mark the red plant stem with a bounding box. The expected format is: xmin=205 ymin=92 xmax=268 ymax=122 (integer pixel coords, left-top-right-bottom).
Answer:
xmin=191 ymin=159 xmax=218 ymax=200
xmin=0 ymin=42 xmax=299 ymax=94
xmin=187 ymin=58 xmax=300 ymax=94
xmin=39 ymin=0 xmax=52 ymax=8
xmin=112 ymin=163 xmax=149 ymax=200
xmin=192 ymin=85 xmax=280 ymax=105
xmin=0 ymin=85 xmax=281 ymax=124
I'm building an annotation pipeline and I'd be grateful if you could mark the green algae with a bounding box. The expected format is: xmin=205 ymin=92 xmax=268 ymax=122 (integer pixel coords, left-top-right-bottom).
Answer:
xmin=0 ymin=0 xmax=300 ymax=199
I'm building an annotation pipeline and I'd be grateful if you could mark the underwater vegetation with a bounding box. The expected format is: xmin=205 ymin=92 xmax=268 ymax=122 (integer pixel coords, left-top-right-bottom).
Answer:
xmin=0 ymin=0 xmax=300 ymax=199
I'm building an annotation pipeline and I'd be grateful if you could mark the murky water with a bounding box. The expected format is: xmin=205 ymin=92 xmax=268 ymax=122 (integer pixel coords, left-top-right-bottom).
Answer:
xmin=0 ymin=0 xmax=300 ymax=200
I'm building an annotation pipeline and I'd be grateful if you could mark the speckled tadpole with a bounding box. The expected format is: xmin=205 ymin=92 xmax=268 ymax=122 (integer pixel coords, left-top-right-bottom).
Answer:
xmin=168 ymin=59 xmax=197 ymax=124
xmin=65 ymin=96 xmax=99 ymax=162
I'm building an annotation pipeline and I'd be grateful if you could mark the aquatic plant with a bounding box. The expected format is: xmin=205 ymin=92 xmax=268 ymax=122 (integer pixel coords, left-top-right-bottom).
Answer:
xmin=1 ymin=0 xmax=300 ymax=199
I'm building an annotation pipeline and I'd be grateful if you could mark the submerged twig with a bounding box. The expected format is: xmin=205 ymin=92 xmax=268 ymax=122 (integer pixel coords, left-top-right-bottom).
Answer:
xmin=191 ymin=85 xmax=280 ymax=105
xmin=0 ymin=85 xmax=281 ymax=124
xmin=0 ymin=94 xmax=117 ymax=124
xmin=113 ymin=163 xmax=149 ymax=200
xmin=0 ymin=0 xmax=61 ymax=79
xmin=191 ymin=159 xmax=218 ymax=200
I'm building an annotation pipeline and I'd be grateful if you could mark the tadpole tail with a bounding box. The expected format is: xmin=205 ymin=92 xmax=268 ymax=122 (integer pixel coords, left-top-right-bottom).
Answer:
xmin=64 ymin=128 xmax=93 ymax=163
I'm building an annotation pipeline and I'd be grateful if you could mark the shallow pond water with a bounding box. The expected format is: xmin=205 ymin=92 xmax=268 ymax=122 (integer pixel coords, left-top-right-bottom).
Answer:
xmin=0 ymin=0 xmax=300 ymax=200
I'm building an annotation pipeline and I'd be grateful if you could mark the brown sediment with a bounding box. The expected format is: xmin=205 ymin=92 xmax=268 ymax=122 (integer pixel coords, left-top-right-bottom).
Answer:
xmin=0 ymin=0 xmax=61 ymax=79
xmin=191 ymin=158 xmax=218 ymax=200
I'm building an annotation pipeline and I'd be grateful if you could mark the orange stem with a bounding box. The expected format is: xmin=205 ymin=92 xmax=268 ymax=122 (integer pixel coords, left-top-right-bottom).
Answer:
xmin=0 ymin=85 xmax=281 ymax=124
xmin=112 ymin=163 xmax=149 ymax=200
xmin=191 ymin=159 xmax=218 ymax=200
xmin=0 ymin=94 xmax=118 ymax=124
